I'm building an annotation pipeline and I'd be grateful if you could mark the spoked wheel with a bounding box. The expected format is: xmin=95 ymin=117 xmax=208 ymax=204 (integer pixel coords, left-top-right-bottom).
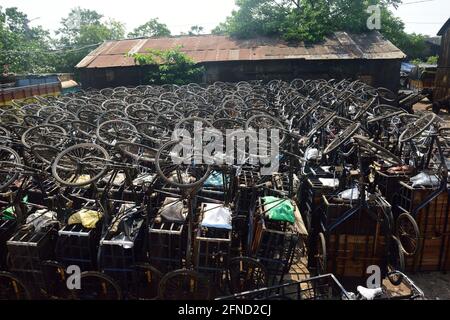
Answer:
xmin=306 ymin=111 xmax=337 ymax=139
xmin=52 ymin=143 xmax=110 ymax=187
xmin=387 ymin=237 xmax=405 ymax=286
xmin=245 ymin=114 xmax=286 ymax=144
xmin=399 ymin=113 xmax=437 ymax=143
xmin=71 ymin=120 xmax=98 ymax=140
xmin=315 ymin=233 xmax=327 ymax=275
xmin=158 ymin=269 xmax=210 ymax=300
xmin=396 ymin=213 xmax=420 ymax=256
xmin=323 ymin=122 xmax=361 ymax=155
xmin=227 ymin=257 xmax=268 ymax=294
xmin=72 ymin=271 xmax=122 ymax=300
xmin=155 ymin=139 xmax=212 ymax=189
xmin=174 ymin=117 xmax=213 ymax=134
xmin=353 ymin=135 xmax=402 ymax=166
xmin=367 ymin=105 xmax=406 ymax=123
xmin=135 ymin=121 xmax=170 ymax=144
xmin=96 ymin=120 xmax=138 ymax=147
xmin=212 ymin=118 xmax=244 ymax=133
xmin=133 ymin=264 xmax=163 ymax=300
xmin=0 ymin=271 xmax=31 ymax=300
xmin=376 ymin=87 xmax=397 ymax=103
xmin=30 ymin=144 xmax=60 ymax=165
xmin=0 ymin=146 xmax=21 ymax=191
xmin=115 ymin=142 xmax=158 ymax=164
xmin=21 ymin=124 xmax=67 ymax=149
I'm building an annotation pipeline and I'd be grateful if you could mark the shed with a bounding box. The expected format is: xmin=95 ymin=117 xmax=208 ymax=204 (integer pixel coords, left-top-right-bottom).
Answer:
xmin=76 ymin=31 xmax=405 ymax=91
xmin=434 ymin=18 xmax=450 ymax=102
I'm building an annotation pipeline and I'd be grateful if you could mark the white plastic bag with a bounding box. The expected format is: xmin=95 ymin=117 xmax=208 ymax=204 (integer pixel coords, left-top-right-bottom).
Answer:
xmin=319 ymin=178 xmax=339 ymax=188
xmin=410 ymin=172 xmax=440 ymax=188
xmin=338 ymin=187 xmax=360 ymax=200
xmin=305 ymin=148 xmax=320 ymax=161
xmin=201 ymin=204 xmax=232 ymax=230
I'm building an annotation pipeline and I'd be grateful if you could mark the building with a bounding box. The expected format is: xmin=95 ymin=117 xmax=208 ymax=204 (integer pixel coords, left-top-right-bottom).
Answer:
xmin=76 ymin=31 xmax=405 ymax=91
xmin=423 ymin=36 xmax=441 ymax=58
xmin=434 ymin=18 xmax=450 ymax=102
xmin=0 ymin=73 xmax=79 ymax=106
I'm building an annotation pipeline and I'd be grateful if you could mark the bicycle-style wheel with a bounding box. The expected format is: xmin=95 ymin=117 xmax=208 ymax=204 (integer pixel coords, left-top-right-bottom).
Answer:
xmin=227 ymin=257 xmax=268 ymax=294
xmin=158 ymin=269 xmax=210 ymax=300
xmin=52 ymin=143 xmax=110 ymax=187
xmin=155 ymin=139 xmax=211 ymax=189
xmin=396 ymin=213 xmax=420 ymax=257
xmin=21 ymin=124 xmax=67 ymax=149
xmin=0 ymin=146 xmax=21 ymax=191
xmin=0 ymin=271 xmax=31 ymax=300
xmin=72 ymin=271 xmax=122 ymax=300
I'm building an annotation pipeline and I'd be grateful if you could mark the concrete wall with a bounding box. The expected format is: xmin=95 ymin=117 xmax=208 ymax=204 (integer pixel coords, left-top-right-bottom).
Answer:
xmin=77 ymin=58 xmax=402 ymax=92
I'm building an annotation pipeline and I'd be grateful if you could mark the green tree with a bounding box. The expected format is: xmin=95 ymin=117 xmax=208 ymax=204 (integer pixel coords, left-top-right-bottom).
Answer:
xmin=128 ymin=18 xmax=171 ymax=38
xmin=55 ymin=7 xmax=126 ymax=72
xmin=215 ymin=0 xmax=426 ymax=58
xmin=0 ymin=6 xmax=55 ymax=74
xmin=188 ymin=25 xmax=204 ymax=35
xmin=130 ymin=46 xmax=204 ymax=85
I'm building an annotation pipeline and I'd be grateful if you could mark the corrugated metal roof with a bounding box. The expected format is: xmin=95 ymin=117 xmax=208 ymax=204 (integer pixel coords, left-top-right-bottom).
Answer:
xmin=76 ymin=31 xmax=406 ymax=69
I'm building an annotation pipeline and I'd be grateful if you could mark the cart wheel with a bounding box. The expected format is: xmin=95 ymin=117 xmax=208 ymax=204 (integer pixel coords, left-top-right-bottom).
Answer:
xmin=155 ymin=139 xmax=211 ymax=189
xmin=158 ymin=269 xmax=210 ymax=300
xmin=51 ymin=143 xmax=110 ymax=187
xmin=227 ymin=257 xmax=268 ymax=294
xmin=396 ymin=213 xmax=420 ymax=256
xmin=133 ymin=263 xmax=163 ymax=300
xmin=0 ymin=146 xmax=21 ymax=191
xmin=73 ymin=271 xmax=122 ymax=300
xmin=315 ymin=233 xmax=327 ymax=275
xmin=387 ymin=237 xmax=405 ymax=286
xmin=0 ymin=271 xmax=31 ymax=300
xmin=399 ymin=113 xmax=437 ymax=143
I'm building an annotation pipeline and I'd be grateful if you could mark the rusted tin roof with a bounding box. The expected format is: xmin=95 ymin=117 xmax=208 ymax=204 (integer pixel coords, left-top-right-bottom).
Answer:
xmin=76 ymin=31 xmax=405 ymax=69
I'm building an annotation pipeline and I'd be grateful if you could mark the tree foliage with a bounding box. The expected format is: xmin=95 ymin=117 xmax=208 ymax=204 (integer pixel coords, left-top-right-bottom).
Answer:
xmin=128 ymin=18 xmax=171 ymax=38
xmin=54 ymin=7 xmax=126 ymax=72
xmin=215 ymin=0 xmax=427 ymax=58
xmin=188 ymin=25 xmax=204 ymax=35
xmin=0 ymin=6 xmax=55 ymax=74
xmin=130 ymin=46 xmax=204 ymax=85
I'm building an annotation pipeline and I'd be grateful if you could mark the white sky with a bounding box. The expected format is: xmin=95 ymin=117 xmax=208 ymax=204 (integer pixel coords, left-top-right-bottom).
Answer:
xmin=1 ymin=0 xmax=448 ymax=37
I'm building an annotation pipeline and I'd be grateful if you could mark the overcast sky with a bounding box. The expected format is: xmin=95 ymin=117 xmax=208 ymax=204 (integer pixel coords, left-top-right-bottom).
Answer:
xmin=1 ymin=0 xmax=448 ymax=37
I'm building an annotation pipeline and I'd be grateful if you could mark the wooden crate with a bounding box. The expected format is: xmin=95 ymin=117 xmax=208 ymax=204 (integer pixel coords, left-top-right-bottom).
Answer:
xmin=397 ymin=182 xmax=450 ymax=272
xmin=319 ymin=196 xmax=389 ymax=279
xmin=327 ymin=234 xmax=387 ymax=278
xmin=375 ymin=170 xmax=410 ymax=207
xmin=300 ymin=177 xmax=338 ymax=233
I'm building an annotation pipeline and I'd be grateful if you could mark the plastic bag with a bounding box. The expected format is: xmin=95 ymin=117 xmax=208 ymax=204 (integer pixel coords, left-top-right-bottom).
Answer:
xmin=319 ymin=178 xmax=339 ymax=188
xmin=338 ymin=187 xmax=360 ymax=200
xmin=133 ymin=173 xmax=155 ymax=186
xmin=305 ymin=148 xmax=320 ymax=161
xmin=200 ymin=204 xmax=232 ymax=230
xmin=159 ymin=198 xmax=187 ymax=223
xmin=26 ymin=209 xmax=57 ymax=233
xmin=410 ymin=172 xmax=440 ymax=188
xmin=262 ymin=196 xmax=295 ymax=224
xmin=204 ymin=171 xmax=224 ymax=188
xmin=68 ymin=209 xmax=103 ymax=229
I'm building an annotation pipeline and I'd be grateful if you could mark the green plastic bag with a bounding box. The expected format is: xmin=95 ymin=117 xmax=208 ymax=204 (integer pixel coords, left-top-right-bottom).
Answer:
xmin=262 ymin=196 xmax=295 ymax=224
xmin=1 ymin=196 xmax=28 ymax=220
